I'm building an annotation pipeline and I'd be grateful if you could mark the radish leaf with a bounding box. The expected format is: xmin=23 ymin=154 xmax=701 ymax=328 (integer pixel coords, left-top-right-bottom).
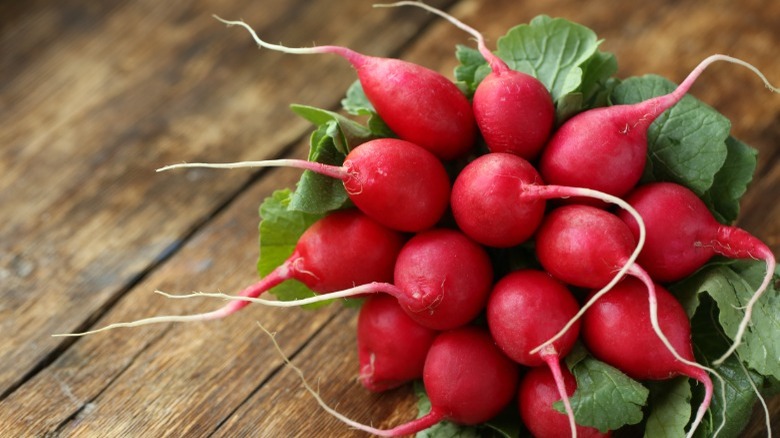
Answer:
xmin=690 ymin=295 xmax=767 ymax=438
xmin=257 ymin=189 xmax=324 ymax=302
xmin=286 ymin=104 xmax=374 ymax=214
xmin=454 ymin=15 xmax=615 ymax=115
xmin=340 ymin=81 xmax=397 ymax=138
xmin=643 ymin=378 xmax=692 ymax=438
xmin=559 ymin=345 xmax=649 ymax=432
xmin=496 ymin=15 xmax=600 ymax=102
xmin=611 ymin=75 xmax=730 ymax=198
xmin=701 ymin=136 xmax=757 ymax=224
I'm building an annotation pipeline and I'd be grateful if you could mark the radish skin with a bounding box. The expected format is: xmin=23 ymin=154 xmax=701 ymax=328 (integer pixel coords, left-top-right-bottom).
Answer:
xmin=450 ymin=152 xmax=647 ymax=248
xmin=214 ymin=15 xmax=476 ymax=160
xmin=186 ymin=229 xmax=494 ymax=331
xmin=487 ymin=270 xmax=583 ymax=437
xmin=357 ymin=295 xmax=438 ymax=392
xmin=582 ymin=278 xmax=721 ymax=437
xmin=531 ymin=205 xmax=693 ymax=375
xmin=381 ymin=2 xmax=554 ymax=159
xmin=540 ymin=54 xmax=778 ymax=199
xmin=617 ymin=182 xmax=777 ymax=365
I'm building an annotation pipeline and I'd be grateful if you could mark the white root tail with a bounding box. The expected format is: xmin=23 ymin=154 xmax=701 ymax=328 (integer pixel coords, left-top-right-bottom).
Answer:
xmin=257 ymin=323 xmax=400 ymax=437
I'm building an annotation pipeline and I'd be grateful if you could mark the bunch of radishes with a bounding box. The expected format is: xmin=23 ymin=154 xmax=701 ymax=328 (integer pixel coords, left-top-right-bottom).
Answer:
xmin=62 ymin=2 xmax=779 ymax=437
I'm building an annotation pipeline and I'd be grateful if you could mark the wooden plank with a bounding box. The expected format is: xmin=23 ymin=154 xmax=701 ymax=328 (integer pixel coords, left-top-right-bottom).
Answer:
xmin=0 ymin=0 xmax=453 ymax=398
xmin=0 ymin=165 xmax=342 ymax=435
xmin=212 ymin=308 xmax=419 ymax=438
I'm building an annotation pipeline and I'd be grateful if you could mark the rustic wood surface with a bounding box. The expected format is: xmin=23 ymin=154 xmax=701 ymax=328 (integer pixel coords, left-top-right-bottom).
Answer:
xmin=1 ymin=0 xmax=777 ymax=436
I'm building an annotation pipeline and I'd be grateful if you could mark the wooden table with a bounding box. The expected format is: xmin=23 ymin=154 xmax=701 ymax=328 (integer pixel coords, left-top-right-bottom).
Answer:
xmin=2 ymin=0 xmax=777 ymax=436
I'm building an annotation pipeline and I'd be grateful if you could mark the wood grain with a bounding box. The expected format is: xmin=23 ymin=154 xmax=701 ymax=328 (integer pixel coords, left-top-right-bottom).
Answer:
xmin=0 ymin=0 xmax=777 ymax=436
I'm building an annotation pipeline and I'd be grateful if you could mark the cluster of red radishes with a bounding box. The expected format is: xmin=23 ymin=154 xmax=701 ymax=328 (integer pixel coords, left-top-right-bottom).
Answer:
xmin=66 ymin=2 xmax=777 ymax=437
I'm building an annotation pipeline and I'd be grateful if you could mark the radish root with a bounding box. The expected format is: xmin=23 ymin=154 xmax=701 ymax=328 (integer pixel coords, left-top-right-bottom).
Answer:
xmin=212 ymin=15 xmax=361 ymax=64
xmin=256 ymin=323 xmax=395 ymax=436
xmin=157 ymin=282 xmax=398 ymax=307
xmin=157 ymin=159 xmax=350 ymax=180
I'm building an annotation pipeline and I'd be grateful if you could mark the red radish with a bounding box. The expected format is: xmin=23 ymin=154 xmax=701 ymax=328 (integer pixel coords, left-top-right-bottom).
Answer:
xmin=357 ymin=294 xmax=438 ymax=392
xmin=535 ymin=205 xmax=645 ymax=290
xmin=539 ymin=55 xmax=778 ymax=199
xmin=158 ymin=138 xmax=451 ymax=233
xmin=582 ymin=277 xmax=714 ymax=438
xmin=291 ymin=326 xmax=519 ymax=436
xmin=214 ymin=16 xmax=476 ymax=160
xmin=617 ymin=181 xmax=777 ymax=364
xmin=196 ymin=228 xmax=494 ymax=331
xmin=383 ymin=2 xmax=554 ymax=160
xmin=487 ymin=269 xmax=582 ymax=436
xmin=531 ymin=204 xmax=691 ymax=377
xmin=386 ymin=229 xmax=493 ymax=329
xmin=55 ymin=209 xmax=404 ymax=336
xmin=411 ymin=327 xmax=519 ymax=428
xmin=519 ymin=366 xmax=612 ymax=438
xmin=450 ymin=152 xmax=647 ymax=248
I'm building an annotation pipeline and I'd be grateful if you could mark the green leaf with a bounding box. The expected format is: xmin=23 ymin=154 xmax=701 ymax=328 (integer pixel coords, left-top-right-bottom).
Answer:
xmin=341 ymin=80 xmax=376 ymax=115
xmin=578 ymin=50 xmax=619 ymax=109
xmin=692 ymin=355 xmax=764 ymax=438
xmin=453 ymin=16 xmax=614 ymax=118
xmin=495 ymin=15 xmax=601 ymax=103
xmin=557 ymin=348 xmax=649 ymax=432
xmin=763 ymin=375 xmax=780 ymax=396
xmin=700 ymin=136 xmax=757 ymax=224
xmin=555 ymin=51 xmax=618 ymax=123
xmin=257 ymin=189 xmax=324 ymax=302
xmin=290 ymin=103 xmax=372 ymax=155
xmin=689 ymin=295 xmax=766 ymax=438
xmin=676 ymin=260 xmax=780 ymax=380
xmin=554 ymin=92 xmax=584 ymax=125
xmin=669 ymin=259 xmax=779 ymax=437
xmin=643 ymin=378 xmax=692 ymax=438
xmin=286 ymin=104 xmax=378 ymax=215
xmin=288 ymin=125 xmax=350 ymax=214
xmin=611 ymin=75 xmax=730 ymax=196
xmin=453 ymin=44 xmax=489 ymax=97
xmin=339 ymin=81 xmax=396 ymax=138
xmin=707 ymin=260 xmax=780 ymax=380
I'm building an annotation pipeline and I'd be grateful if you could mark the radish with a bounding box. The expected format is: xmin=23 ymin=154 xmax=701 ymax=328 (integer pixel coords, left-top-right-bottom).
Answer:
xmin=381 ymin=2 xmax=554 ymax=160
xmin=385 ymin=229 xmax=493 ymax=330
xmin=357 ymin=294 xmax=438 ymax=392
xmin=617 ymin=181 xmax=777 ymax=364
xmin=539 ymin=55 xmax=778 ymax=199
xmin=214 ymin=16 xmax=476 ymax=160
xmin=530 ymin=204 xmax=692 ymax=380
xmin=409 ymin=327 xmax=519 ymax=430
xmin=486 ymin=269 xmax=582 ymax=437
xmin=282 ymin=326 xmax=519 ymax=436
xmin=190 ymin=228 xmax=494 ymax=331
xmin=55 ymin=209 xmax=404 ymax=336
xmin=450 ymin=152 xmax=648 ymax=248
xmin=535 ymin=205 xmax=645 ymax=290
xmin=519 ymin=366 xmax=611 ymax=438
xmin=158 ymin=138 xmax=451 ymax=233
xmin=582 ymin=277 xmax=715 ymax=438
